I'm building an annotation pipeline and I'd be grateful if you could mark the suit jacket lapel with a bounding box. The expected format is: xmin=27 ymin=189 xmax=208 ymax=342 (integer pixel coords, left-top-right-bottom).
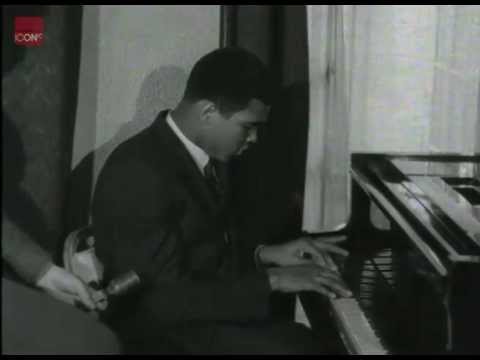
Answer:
xmin=153 ymin=111 xmax=219 ymax=215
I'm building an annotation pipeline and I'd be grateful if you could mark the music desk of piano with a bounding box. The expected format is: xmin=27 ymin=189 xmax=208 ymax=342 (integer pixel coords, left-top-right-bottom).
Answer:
xmin=298 ymin=153 xmax=480 ymax=355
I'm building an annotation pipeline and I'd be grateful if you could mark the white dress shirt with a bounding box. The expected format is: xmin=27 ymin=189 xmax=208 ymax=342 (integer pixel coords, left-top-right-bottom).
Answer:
xmin=166 ymin=112 xmax=209 ymax=175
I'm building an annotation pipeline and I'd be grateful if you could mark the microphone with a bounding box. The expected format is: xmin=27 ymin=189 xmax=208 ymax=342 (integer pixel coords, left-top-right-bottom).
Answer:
xmin=91 ymin=270 xmax=141 ymax=311
xmin=105 ymin=270 xmax=141 ymax=296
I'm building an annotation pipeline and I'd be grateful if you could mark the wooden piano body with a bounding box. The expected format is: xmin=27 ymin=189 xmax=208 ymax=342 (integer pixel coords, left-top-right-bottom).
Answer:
xmin=299 ymin=153 xmax=480 ymax=354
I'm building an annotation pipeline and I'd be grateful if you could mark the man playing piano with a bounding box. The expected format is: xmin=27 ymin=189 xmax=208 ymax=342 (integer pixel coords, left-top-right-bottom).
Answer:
xmin=92 ymin=47 xmax=352 ymax=354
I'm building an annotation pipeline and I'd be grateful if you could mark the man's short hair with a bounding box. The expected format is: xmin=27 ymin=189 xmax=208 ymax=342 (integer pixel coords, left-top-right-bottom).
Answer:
xmin=183 ymin=47 xmax=275 ymax=115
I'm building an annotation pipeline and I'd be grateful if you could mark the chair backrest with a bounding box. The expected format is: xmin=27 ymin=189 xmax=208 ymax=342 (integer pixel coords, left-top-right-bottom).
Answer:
xmin=63 ymin=226 xmax=104 ymax=289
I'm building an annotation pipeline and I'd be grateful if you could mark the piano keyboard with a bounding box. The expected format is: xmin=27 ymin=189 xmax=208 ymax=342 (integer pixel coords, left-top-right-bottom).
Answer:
xmin=330 ymin=297 xmax=388 ymax=355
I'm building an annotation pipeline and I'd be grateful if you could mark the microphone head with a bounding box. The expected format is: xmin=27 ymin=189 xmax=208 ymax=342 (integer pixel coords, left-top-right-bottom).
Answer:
xmin=106 ymin=270 xmax=141 ymax=296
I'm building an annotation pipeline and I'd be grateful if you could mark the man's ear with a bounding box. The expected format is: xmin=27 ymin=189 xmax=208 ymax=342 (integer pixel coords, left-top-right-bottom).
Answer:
xmin=198 ymin=100 xmax=218 ymax=124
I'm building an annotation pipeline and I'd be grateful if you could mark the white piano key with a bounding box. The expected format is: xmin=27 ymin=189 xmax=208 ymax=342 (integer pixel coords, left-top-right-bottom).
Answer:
xmin=330 ymin=297 xmax=388 ymax=355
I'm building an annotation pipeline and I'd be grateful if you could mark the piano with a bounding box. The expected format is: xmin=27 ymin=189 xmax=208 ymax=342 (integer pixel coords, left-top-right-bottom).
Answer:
xmin=299 ymin=153 xmax=480 ymax=355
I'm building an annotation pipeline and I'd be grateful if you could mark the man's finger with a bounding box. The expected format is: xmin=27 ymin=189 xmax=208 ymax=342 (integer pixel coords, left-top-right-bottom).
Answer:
xmin=309 ymin=283 xmax=337 ymax=299
xmin=310 ymin=249 xmax=327 ymax=267
xmin=313 ymin=266 xmax=342 ymax=281
xmin=314 ymin=235 xmax=347 ymax=244
xmin=311 ymin=241 xmax=349 ymax=257
xmin=91 ymin=290 xmax=107 ymax=303
xmin=311 ymin=249 xmax=338 ymax=272
xmin=315 ymin=252 xmax=327 ymax=268
xmin=302 ymin=241 xmax=330 ymax=267
xmin=314 ymin=276 xmax=352 ymax=298
xmin=73 ymin=280 xmax=96 ymax=310
xmin=324 ymin=253 xmax=339 ymax=272
xmin=95 ymin=299 xmax=109 ymax=311
xmin=297 ymin=244 xmax=324 ymax=267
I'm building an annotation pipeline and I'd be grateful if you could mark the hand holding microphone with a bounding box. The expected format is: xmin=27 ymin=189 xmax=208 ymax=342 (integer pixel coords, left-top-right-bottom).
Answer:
xmin=89 ymin=270 xmax=141 ymax=311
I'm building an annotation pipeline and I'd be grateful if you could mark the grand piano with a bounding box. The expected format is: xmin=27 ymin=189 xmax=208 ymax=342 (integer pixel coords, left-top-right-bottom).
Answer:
xmin=299 ymin=153 xmax=480 ymax=354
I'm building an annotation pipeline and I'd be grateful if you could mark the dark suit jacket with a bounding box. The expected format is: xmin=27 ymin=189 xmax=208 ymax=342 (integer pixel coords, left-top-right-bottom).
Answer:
xmin=92 ymin=110 xmax=272 ymax=352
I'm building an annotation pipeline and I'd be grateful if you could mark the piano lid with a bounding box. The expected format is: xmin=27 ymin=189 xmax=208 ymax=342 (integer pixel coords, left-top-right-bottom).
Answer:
xmin=352 ymin=153 xmax=480 ymax=263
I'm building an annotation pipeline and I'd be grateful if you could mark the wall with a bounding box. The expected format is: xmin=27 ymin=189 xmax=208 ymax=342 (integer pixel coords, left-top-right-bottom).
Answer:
xmin=71 ymin=5 xmax=220 ymax=172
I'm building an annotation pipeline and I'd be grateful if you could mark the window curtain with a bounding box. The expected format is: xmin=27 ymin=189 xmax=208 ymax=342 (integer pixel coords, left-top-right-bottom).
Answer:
xmin=429 ymin=6 xmax=480 ymax=155
xmin=304 ymin=5 xmax=480 ymax=233
xmin=303 ymin=5 xmax=351 ymax=232
xmin=347 ymin=5 xmax=480 ymax=154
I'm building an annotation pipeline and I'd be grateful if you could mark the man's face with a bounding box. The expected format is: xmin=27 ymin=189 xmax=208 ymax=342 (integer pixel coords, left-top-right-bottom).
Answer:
xmin=203 ymin=99 xmax=270 ymax=162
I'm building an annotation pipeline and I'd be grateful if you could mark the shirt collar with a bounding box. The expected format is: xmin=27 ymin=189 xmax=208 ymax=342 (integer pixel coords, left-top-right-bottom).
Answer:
xmin=166 ymin=111 xmax=210 ymax=175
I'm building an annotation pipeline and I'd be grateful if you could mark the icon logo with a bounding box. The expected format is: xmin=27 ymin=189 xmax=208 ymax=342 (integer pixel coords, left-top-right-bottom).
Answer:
xmin=14 ymin=17 xmax=44 ymax=47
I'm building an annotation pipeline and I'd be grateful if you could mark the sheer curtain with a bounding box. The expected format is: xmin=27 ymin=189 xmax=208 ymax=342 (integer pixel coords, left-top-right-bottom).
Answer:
xmin=303 ymin=5 xmax=351 ymax=232
xmin=303 ymin=5 xmax=480 ymax=233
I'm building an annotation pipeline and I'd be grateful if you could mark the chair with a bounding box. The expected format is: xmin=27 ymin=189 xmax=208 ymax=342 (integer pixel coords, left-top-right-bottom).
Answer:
xmin=63 ymin=226 xmax=104 ymax=289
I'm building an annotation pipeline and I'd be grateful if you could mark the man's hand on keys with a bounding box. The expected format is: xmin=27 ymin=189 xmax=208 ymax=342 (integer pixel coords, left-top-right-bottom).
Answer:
xmin=267 ymin=264 xmax=352 ymax=299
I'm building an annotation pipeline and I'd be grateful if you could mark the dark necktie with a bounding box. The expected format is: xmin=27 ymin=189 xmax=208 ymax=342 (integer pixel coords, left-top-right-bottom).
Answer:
xmin=204 ymin=160 xmax=231 ymax=247
xmin=204 ymin=159 xmax=225 ymax=203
